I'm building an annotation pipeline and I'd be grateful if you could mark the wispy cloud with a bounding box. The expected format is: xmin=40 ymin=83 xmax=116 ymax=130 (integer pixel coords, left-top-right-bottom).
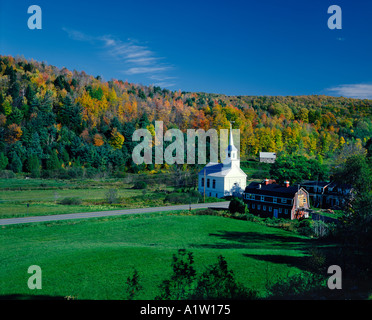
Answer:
xmin=62 ymin=28 xmax=175 ymax=87
xmin=326 ymin=83 xmax=372 ymax=99
xmin=62 ymin=27 xmax=94 ymax=42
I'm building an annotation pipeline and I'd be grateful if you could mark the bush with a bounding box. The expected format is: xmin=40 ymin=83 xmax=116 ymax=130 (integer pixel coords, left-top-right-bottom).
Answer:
xmin=164 ymin=191 xmax=202 ymax=204
xmin=125 ymin=269 xmax=143 ymax=300
xmin=105 ymin=188 xmax=119 ymax=204
xmin=297 ymin=219 xmax=313 ymax=236
xmin=228 ymin=197 xmax=247 ymax=214
xmin=266 ymin=272 xmax=325 ymax=299
xmin=67 ymin=167 xmax=83 ymax=179
xmin=0 ymin=170 xmax=15 ymax=179
xmin=164 ymin=193 xmax=186 ymax=204
xmin=59 ymin=197 xmax=82 ymax=205
xmin=312 ymin=220 xmax=333 ymax=238
xmin=132 ymin=181 xmax=147 ymax=189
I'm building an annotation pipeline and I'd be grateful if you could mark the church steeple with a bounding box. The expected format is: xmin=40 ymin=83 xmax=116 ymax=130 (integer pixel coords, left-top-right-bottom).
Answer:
xmin=223 ymin=122 xmax=239 ymax=167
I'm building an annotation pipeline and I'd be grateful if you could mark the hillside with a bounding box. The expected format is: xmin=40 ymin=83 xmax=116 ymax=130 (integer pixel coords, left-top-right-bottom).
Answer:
xmin=0 ymin=55 xmax=371 ymax=177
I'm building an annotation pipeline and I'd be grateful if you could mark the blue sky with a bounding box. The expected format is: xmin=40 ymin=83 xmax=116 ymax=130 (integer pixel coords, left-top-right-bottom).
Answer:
xmin=1 ymin=0 xmax=371 ymax=98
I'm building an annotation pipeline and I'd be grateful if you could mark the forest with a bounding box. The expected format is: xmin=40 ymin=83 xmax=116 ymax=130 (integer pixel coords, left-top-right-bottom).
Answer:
xmin=0 ymin=54 xmax=372 ymax=178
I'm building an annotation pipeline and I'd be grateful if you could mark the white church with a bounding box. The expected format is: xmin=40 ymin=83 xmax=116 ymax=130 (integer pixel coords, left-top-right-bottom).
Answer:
xmin=198 ymin=124 xmax=247 ymax=198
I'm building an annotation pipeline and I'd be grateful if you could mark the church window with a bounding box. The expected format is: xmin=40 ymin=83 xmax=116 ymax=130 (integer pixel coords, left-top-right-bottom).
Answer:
xmin=201 ymin=178 xmax=204 ymax=187
xmin=207 ymin=179 xmax=210 ymax=188
xmin=269 ymin=206 xmax=272 ymax=212
xmin=212 ymin=179 xmax=216 ymax=188
xmin=263 ymin=205 xmax=266 ymax=211
xmin=261 ymin=196 xmax=264 ymax=201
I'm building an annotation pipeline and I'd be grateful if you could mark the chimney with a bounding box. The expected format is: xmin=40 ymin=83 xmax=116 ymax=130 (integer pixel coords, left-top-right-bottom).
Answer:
xmin=264 ymin=178 xmax=269 ymax=185
xmin=284 ymin=181 xmax=290 ymax=188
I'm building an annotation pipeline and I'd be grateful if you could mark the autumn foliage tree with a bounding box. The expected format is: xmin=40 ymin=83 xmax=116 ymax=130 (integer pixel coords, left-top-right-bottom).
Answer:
xmin=0 ymin=54 xmax=371 ymax=177
xmin=109 ymin=128 xmax=125 ymax=149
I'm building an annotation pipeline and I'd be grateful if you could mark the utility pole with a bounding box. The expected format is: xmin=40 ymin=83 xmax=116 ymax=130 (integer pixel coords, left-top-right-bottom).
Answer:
xmin=204 ymin=168 xmax=206 ymax=203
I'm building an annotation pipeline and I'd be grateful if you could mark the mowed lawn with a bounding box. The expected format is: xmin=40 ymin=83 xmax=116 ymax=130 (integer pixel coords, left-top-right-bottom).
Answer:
xmin=0 ymin=212 xmax=314 ymax=300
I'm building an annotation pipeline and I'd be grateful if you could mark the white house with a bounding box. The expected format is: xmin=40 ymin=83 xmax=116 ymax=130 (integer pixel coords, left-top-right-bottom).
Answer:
xmin=198 ymin=124 xmax=247 ymax=198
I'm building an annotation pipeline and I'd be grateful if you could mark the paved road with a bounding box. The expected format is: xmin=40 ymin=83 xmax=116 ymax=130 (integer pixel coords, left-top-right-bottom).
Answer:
xmin=0 ymin=201 xmax=230 ymax=226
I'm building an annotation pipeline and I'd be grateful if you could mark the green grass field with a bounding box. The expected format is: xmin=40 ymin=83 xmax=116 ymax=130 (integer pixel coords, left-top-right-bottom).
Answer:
xmin=0 ymin=211 xmax=320 ymax=300
xmin=0 ymin=178 xmax=223 ymax=219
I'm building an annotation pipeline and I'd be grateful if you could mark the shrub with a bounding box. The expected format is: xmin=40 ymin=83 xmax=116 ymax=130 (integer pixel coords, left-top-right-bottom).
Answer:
xmin=59 ymin=197 xmax=82 ymax=205
xmin=312 ymin=220 xmax=335 ymax=239
xmin=297 ymin=219 xmax=313 ymax=236
xmin=105 ymin=188 xmax=119 ymax=204
xmin=228 ymin=197 xmax=247 ymax=214
xmin=67 ymin=167 xmax=83 ymax=179
xmin=266 ymin=272 xmax=325 ymax=299
xmin=132 ymin=181 xmax=147 ymax=189
xmin=0 ymin=170 xmax=15 ymax=179
xmin=125 ymin=269 xmax=143 ymax=300
xmin=164 ymin=193 xmax=185 ymax=204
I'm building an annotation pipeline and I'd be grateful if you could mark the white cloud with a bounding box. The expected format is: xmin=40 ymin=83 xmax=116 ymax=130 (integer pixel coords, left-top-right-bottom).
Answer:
xmin=62 ymin=28 xmax=175 ymax=86
xmin=125 ymin=66 xmax=171 ymax=75
xmin=62 ymin=27 xmax=94 ymax=42
xmin=326 ymin=84 xmax=372 ymax=99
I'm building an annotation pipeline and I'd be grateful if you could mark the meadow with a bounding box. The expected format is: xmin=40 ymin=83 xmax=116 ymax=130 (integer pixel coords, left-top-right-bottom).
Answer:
xmin=0 ymin=211 xmax=319 ymax=300
xmin=0 ymin=177 xmax=223 ymax=219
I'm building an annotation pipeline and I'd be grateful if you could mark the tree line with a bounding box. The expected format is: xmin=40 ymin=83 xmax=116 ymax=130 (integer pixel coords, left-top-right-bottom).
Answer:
xmin=0 ymin=55 xmax=372 ymax=177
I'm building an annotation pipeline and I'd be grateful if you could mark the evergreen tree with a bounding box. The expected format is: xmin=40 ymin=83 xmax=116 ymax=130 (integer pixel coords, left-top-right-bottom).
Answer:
xmin=9 ymin=152 xmax=22 ymax=173
xmin=26 ymin=154 xmax=41 ymax=177
xmin=46 ymin=150 xmax=61 ymax=170
xmin=0 ymin=152 xmax=9 ymax=170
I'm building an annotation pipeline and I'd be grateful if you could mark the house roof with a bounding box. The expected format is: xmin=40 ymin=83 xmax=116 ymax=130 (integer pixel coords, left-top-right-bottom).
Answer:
xmin=244 ymin=182 xmax=299 ymax=198
xmin=198 ymin=162 xmax=247 ymax=177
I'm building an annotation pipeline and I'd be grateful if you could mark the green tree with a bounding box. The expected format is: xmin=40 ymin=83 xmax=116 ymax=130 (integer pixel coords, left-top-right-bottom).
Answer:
xmin=9 ymin=152 xmax=22 ymax=173
xmin=46 ymin=150 xmax=61 ymax=170
xmin=26 ymin=154 xmax=41 ymax=178
xmin=333 ymin=154 xmax=372 ymax=195
xmin=229 ymin=197 xmax=247 ymax=214
xmin=270 ymin=155 xmax=329 ymax=184
xmin=156 ymin=249 xmax=196 ymax=300
xmin=0 ymin=152 xmax=9 ymax=170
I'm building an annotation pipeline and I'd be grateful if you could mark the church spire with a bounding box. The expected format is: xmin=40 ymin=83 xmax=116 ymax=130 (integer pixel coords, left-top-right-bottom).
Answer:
xmin=229 ymin=121 xmax=234 ymax=149
xmin=223 ymin=121 xmax=238 ymax=167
